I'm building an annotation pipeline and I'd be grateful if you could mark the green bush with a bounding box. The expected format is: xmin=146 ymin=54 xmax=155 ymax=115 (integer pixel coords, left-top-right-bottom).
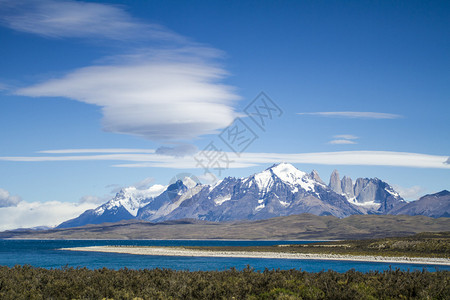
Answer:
xmin=0 ymin=265 xmax=448 ymax=299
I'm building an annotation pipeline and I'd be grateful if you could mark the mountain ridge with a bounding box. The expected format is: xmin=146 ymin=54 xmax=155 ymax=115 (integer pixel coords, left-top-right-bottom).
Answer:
xmin=389 ymin=190 xmax=450 ymax=218
xmin=57 ymin=163 xmax=419 ymax=228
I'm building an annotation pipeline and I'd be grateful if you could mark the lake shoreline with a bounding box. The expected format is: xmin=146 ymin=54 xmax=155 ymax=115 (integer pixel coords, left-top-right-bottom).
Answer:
xmin=60 ymin=246 xmax=450 ymax=266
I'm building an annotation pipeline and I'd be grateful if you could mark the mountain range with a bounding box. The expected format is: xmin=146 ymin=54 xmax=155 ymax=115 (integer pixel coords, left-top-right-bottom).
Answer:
xmin=58 ymin=163 xmax=448 ymax=228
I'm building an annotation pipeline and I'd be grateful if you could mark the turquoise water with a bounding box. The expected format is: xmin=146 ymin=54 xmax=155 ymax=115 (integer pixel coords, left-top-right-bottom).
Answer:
xmin=0 ymin=240 xmax=448 ymax=272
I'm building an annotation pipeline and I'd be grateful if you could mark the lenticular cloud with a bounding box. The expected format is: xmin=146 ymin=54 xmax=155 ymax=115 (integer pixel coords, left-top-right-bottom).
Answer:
xmin=16 ymin=50 xmax=239 ymax=141
xmin=5 ymin=0 xmax=240 ymax=142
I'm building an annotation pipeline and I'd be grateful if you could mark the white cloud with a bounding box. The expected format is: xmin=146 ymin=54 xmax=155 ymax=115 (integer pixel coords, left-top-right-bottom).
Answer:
xmin=0 ymin=188 xmax=22 ymax=207
xmin=0 ymin=154 xmax=159 ymax=162
xmin=16 ymin=48 xmax=239 ymax=141
xmin=297 ymin=112 xmax=402 ymax=119
xmin=105 ymin=183 xmax=122 ymax=195
xmin=145 ymin=184 xmax=167 ymax=197
xmin=0 ymin=200 xmax=97 ymax=231
xmin=392 ymin=185 xmax=426 ymax=201
xmin=78 ymin=195 xmax=108 ymax=205
xmin=39 ymin=148 xmax=156 ymax=154
xmin=333 ymin=134 xmax=358 ymax=140
xmin=229 ymin=151 xmax=449 ymax=169
xmin=3 ymin=1 xmax=240 ymax=142
xmin=133 ymin=177 xmax=155 ymax=190
xmin=0 ymin=82 xmax=8 ymax=91
xmin=0 ymin=181 xmax=166 ymax=231
xmin=328 ymin=134 xmax=358 ymax=145
xmin=329 ymin=139 xmax=357 ymax=145
xmin=0 ymin=0 xmax=182 ymax=42
xmin=197 ymin=172 xmax=220 ymax=185
xmin=1 ymin=149 xmax=449 ymax=169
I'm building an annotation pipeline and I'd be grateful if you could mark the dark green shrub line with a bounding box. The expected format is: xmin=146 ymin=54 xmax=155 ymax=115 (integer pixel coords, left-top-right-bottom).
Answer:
xmin=0 ymin=265 xmax=449 ymax=299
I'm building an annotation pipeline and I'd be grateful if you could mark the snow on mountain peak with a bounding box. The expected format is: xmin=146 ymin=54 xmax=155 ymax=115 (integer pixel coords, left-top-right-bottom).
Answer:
xmin=95 ymin=184 xmax=166 ymax=217
xmin=182 ymin=176 xmax=198 ymax=189
xmin=252 ymin=163 xmax=316 ymax=192
xmin=253 ymin=169 xmax=274 ymax=192
xmin=270 ymin=163 xmax=307 ymax=183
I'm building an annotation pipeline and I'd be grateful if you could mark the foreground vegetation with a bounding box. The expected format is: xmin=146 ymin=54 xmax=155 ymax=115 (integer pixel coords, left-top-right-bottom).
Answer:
xmin=184 ymin=232 xmax=450 ymax=258
xmin=0 ymin=265 xmax=449 ymax=299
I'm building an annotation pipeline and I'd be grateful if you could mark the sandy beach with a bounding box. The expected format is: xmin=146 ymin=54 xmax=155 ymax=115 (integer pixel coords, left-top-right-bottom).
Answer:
xmin=60 ymin=246 xmax=450 ymax=266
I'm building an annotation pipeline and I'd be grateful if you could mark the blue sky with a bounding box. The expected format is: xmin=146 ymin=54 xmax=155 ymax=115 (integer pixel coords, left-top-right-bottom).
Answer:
xmin=0 ymin=0 xmax=449 ymax=229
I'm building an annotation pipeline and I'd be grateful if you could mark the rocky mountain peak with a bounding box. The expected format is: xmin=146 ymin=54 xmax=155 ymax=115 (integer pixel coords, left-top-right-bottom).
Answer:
xmin=182 ymin=176 xmax=198 ymax=189
xmin=329 ymin=169 xmax=342 ymax=194
xmin=310 ymin=170 xmax=325 ymax=185
xmin=426 ymin=190 xmax=449 ymax=198
xmin=269 ymin=163 xmax=307 ymax=181
xmin=341 ymin=176 xmax=354 ymax=198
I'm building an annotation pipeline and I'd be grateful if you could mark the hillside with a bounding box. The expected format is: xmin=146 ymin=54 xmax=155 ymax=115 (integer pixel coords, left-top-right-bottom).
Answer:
xmin=2 ymin=214 xmax=449 ymax=240
xmin=390 ymin=190 xmax=450 ymax=218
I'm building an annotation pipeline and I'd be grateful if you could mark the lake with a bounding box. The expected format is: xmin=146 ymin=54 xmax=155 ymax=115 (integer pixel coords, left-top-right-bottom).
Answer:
xmin=1 ymin=239 xmax=448 ymax=273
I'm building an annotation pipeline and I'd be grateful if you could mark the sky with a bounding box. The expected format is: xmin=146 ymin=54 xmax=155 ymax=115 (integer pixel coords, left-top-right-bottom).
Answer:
xmin=0 ymin=0 xmax=449 ymax=230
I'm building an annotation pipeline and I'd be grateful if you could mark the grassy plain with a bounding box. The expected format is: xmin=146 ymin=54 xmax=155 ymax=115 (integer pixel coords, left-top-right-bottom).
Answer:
xmin=183 ymin=232 xmax=450 ymax=258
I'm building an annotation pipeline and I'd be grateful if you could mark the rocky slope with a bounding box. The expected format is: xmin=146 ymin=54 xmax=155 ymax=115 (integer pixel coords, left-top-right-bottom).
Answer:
xmin=58 ymin=163 xmax=410 ymax=228
xmin=389 ymin=190 xmax=450 ymax=218
xmin=327 ymin=169 xmax=404 ymax=214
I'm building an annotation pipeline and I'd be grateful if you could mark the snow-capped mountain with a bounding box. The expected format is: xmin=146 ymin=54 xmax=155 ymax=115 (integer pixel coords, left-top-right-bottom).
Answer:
xmin=160 ymin=162 xmax=361 ymax=221
xmin=327 ymin=169 xmax=405 ymax=213
xmin=57 ymin=185 xmax=165 ymax=228
xmin=58 ymin=163 xmax=407 ymax=228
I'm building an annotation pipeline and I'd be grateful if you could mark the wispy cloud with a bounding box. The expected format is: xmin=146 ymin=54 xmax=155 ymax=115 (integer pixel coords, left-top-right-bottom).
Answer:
xmin=78 ymin=195 xmax=109 ymax=205
xmin=133 ymin=177 xmax=155 ymax=190
xmin=328 ymin=134 xmax=358 ymax=145
xmin=329 ymin=139 xmax=357 ymax=145
xmin=155 ymin=144 xmax=198 ymax=157
xmin=1 ymin=149 xmax=449 ymax=169
xmin=0 ymin=188 xmax=22 ymax=208
xmin=333 ymin=135 xmax=358 ymax=140
xmin=0 ymin=82 xmax=9 ymax=91
xmin=392 ymin=185 xmax=425 ymax=201
xmin=0 ymin=154 xmax=156 ymax=162
xmin=39 ymin=148 xmax=156 ymax=154
xmin=113 ymin=151 xmax=450 ymax=169
xmin=0 ymin=0 xmax=183 ymax=42
xmin=3 ymin=0 xmax=240 ymax=142
xmin=297 ymin=112 xmax=402 ymax=119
